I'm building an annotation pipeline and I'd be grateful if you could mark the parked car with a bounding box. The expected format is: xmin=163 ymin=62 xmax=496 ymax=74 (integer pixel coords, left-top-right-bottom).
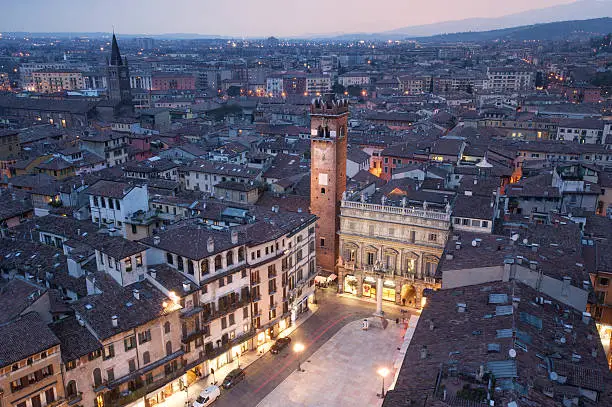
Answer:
xmin=192 ymin=385 xmax=220 ymax=407
xmin=222 ymin=368 xmax=245 ymax=389
xmin=270 ymin=337 xmax=292 ymax=354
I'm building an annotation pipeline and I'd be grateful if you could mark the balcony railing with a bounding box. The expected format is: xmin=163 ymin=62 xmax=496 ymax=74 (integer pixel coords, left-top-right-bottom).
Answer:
xmin=341 ymin=200 xmax=451 ymax=221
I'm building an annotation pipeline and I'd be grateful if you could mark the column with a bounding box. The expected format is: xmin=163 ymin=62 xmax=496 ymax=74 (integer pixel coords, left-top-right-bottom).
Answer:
xmin=376 ymin=276 xmax=383 ymax=315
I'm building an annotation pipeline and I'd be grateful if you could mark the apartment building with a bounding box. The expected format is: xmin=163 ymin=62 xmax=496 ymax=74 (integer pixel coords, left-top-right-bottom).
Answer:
xmin=87 ymin=180 xmax=149 ymax=236
xmin=32 ymin=70 xmax=85 ymax=93
xmin=486 ymin=66 xmax=535 ymax=92
xmin=180 ymin=160 xmax=262 ymax=194
xmin=0 ymin=313 xmax=65 ymax=407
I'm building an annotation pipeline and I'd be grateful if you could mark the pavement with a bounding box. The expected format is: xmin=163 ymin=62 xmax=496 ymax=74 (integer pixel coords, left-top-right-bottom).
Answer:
xmin=154 ymin=288 xmax=416 ymax=407
xmin=256 ymin=318 xmax=405 ymax=407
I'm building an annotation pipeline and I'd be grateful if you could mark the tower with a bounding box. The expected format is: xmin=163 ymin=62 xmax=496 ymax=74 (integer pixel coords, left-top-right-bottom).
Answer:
xmin=106 ymin=33 xmax=132 ymax=106
xmin=309 ymin=94 xmax=349 ymax=273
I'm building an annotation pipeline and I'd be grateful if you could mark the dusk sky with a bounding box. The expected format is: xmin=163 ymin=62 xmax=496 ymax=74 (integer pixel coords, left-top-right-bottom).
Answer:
xmin=1 ymin=0 xmax=577 ymax=37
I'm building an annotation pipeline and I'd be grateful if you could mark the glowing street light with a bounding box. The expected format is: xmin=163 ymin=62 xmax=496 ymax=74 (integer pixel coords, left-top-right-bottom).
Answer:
xmin=294 ymin=343 xmax=305 ymax=372
xmin=377 ymin=367 xmax=389 ymax=398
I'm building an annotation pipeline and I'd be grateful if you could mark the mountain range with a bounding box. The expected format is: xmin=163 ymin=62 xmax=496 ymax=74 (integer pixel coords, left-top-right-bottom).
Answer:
xmin=381 ymin=0 xmax=612 ymax=37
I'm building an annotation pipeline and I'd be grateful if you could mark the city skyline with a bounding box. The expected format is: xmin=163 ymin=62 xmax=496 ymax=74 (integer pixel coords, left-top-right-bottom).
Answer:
xmin=0 ymin=0 xmax=582 ymax=37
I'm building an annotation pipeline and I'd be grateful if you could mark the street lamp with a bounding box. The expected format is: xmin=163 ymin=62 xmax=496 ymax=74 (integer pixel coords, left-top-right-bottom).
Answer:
xmin=294 ymin=343 xmax=305 ymax=372
xmin=377 ymin=367 xmax=389 ymax=398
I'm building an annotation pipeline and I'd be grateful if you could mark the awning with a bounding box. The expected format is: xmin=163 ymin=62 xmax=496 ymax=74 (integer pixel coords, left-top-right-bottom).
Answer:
xmin=328 ymin=274 xmax=337 ymax=281
xmin=314 ymin=276 xmax=326 ymax=284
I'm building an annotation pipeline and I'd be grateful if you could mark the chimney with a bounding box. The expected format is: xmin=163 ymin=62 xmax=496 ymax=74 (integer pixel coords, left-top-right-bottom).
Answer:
xmin=582 ymin=280 xmax=590 ymax=291
xmin=445 ymin=252 xmax=454 ymax=260
xmin=457 ymin=303 xmax=467 ymax=313
xmin=531 ymin=243 xmax=539 ymax=252
xmin=473 ymin=178 xmax=478 ymax=185
xmin=582 ymin=312 xmax=591 ymax=325
xmin=529 ymin=261 xmax=538 ymax=270
xmin=182 ymin=281 xmax=191 ymax=292
xmin=562 ymin=276 xmax=571 ymax=296
xmin=420 ymin=346 xmax=428 ymax=360
xmin=111 ymin=315 xmax=118 ymax=328
xmin=150 ymin=269 xmax=156 ymax=279
xmin=153 ymin=236 xmax=161 ymax=245
xmin=455 ymin=241 xmax=462 ymax=250
xmin=207 ymin=237 xmax=214 ymax=253
xmin=133 ymin=289 xmax=140 ymax=300
xmin=231 ymin=230 xmax=238 ymax=244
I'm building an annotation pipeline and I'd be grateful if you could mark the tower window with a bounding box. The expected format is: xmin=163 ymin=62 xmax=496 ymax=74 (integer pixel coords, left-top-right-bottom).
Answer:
xmin=321 ymin=188 xmax=326 ymax=194
xmin=320 ymin=238 xmax=325 ymax=247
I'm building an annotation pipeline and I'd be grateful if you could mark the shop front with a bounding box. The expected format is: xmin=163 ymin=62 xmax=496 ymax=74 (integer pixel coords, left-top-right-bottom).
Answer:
xmin=145 ymin=373 xmax=187 ymax=407
xmin=361 ymin=277 xmax=396 ymax=302
xmin=344 ymin=274 xmax=358 ymax=294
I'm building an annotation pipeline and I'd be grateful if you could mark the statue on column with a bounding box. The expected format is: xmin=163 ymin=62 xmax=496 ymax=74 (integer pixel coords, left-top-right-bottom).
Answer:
xmin=381 ymin=195 xmax=387 ymax=206
xmin=342 ymin=191 xmax=347 ymax=201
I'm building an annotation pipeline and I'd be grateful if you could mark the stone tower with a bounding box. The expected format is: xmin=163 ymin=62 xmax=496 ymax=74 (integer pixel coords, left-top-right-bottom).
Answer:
xmin=106 ymin=33 xmax=132 ymax=106
xmin=309 ymin=94 xmax=349 ymax=273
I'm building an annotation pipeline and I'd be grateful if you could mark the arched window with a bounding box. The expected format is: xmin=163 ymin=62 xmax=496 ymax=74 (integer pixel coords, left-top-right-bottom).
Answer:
xmin=214 ymin=255 xmax=222 ymax=271
xmin=93 ymin=368 xmax=102 ymax=387
xmin=166 ymin=252 xmax=173 ymax=265
xmin=201 ymin=259 xmax=209 ymax=276
xmin=164 ymin=321 xmax=171 ymax=334
xmin=165 ymin=341 xmax=172 ymax=356
xmin=238 ymin=247 xmax=245 ymax=262
xmin=66 ymin=380 xmax=78 ymax=397
xmin=187 ymin=260 xmax=194 ymax=275
xmin=177 ymin=257 xmax=184 ymax=271
xmin=143 ymin=351 xmax=150 ymax=365
xmin=226 ymin=251 xmax=234 ymax=266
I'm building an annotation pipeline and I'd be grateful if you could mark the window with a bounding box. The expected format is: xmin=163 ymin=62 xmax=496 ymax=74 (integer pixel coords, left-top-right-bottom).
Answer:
xmin=165 ymin=341 xmax=172 ymax=356
xmin=124 ymin=335 xmax=136 ymax=351
xmin=215 ymin=255 xmax=222 ymax=270
xmin=164 ymin=321 xmax=171 ymax=333
xmin=201 ymin=259 xmax=209 ymax=275
xmin=221 ymin=317 xmax=227 ymax=329
xmin=45 ymin=388 xmax=55 ymax=404
xmin=177 ymin=256 xmax=183 ymax=271
xmin=138 ymin=330 xmax=151 ymax=344
xmin=227 ymin=251 xmax=234 ymax=266
xmin=599 ymin=278 xmax=609 ymax=287
xmin=128 ymin=359 xmax=136 ymax=372
xmin=93 ymin=368 xmax=102 ymax=387
xmin=166 ymin=253 xmax=174 ymax=265
xmin=143 ymin=351 xmax=151 ymax=364
xmin=320 ymin=238 xmax=325 ymax=247
xmin=219 ymin=278 xmax=225 ymax=288
xmin=229 ymin=313 xmax=235 ymax=325
xmin=367 ymin=252 xmax=375 ymax=265
xmin=227 ymin=274 xmax=233 ymax=284
xmin=243 ymin=306 xmax=249 ymax=318
xmin=103 ymin=344 xmax=115 ymax=360
xmin=136 ymin=254 xmax=143 ymax=267
xmin=131 ymin=224 xmax=137 ymax=234
xmin=238 ymin=247 xmax=245 ymax=262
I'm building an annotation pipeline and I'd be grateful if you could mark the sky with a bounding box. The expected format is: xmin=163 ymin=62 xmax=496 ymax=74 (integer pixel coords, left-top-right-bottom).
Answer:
xmin=1 ymin=0 xmax=578 ymax=37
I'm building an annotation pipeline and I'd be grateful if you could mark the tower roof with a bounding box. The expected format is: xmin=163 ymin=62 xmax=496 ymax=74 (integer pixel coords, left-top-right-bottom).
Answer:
xmin=110 ymin=33 xmax=123 ymax=66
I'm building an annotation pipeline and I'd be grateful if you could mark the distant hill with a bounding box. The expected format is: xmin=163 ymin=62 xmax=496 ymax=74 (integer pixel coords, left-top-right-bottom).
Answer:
xmin=410 ymin=17 xmax=612 ymax=43
xmin=383 ymin=0 xmax=612 ymax=37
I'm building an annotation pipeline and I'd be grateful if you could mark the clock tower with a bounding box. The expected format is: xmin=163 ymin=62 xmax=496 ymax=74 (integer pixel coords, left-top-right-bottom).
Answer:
xmin=310 ymin=94 xmax=349 ymax=274
xmin=106 ymin=33 xmax=133 ymax=107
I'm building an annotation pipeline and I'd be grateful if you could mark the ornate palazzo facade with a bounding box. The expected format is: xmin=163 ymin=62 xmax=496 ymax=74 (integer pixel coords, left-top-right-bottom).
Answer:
xmin=337 ymin=200 xmax=451 ymax=308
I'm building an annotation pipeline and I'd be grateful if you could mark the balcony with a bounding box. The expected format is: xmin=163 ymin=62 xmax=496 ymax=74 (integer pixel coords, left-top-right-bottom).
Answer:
xmin=341 ymin=200 xmax=451 ymax=222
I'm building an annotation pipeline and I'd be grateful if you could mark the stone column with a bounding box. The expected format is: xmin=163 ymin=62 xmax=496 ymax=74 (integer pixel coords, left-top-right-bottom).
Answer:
xmin=375 ymin=275 xmax=383 ymax=316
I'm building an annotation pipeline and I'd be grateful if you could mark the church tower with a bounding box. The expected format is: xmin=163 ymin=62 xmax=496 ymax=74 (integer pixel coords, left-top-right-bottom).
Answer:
xmin=106 ymin=33 xmax=132 ymax=106
xmin=309 ymin=94 xmax=349 ymax=273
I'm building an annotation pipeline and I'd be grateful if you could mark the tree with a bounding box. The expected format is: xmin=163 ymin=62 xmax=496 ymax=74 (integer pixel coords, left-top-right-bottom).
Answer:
xmin=226 ymin=86 xmax=241 ymax=97
xmin=332 ymin=83 xmax=345 ymax=95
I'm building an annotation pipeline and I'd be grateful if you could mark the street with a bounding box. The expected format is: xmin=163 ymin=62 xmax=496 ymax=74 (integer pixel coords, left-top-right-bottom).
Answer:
xmin=210 ymin=288 xmax=413 ymax=407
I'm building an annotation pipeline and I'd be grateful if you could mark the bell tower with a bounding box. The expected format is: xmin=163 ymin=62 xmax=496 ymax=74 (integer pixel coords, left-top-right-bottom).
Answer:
xmin=106 ymin=33 xmax=132 ymax=107
xmin=310 ymin=94 xmax=348 ymax=273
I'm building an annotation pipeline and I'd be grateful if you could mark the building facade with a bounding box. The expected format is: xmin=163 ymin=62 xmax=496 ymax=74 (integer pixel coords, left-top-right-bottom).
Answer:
xmin=337 ymin=200 xmax=450 ymax=307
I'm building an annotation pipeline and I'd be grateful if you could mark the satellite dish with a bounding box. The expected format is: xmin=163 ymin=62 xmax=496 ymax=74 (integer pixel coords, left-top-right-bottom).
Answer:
xmin=522 ymin=238 xmax=529 ymax=245
xmin=550 ymin=372 xmax=558 ymax=381
xmin=509 ymin=349 xmax=517 ymax=358
xmin=511 ymin=234 xmax=519 ymax=242
xmin=472 ymin=240 xmax=478 ymax=247
xmin=560 ymin=337 xmax=566 ymax=344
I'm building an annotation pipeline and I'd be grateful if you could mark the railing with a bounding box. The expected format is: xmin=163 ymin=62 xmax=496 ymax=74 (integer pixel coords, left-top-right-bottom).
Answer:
xmin=341 ymin=200 xmax=451 ymax=221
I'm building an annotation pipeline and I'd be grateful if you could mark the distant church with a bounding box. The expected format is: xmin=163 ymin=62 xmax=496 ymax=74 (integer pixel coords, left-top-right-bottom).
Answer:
xmin=99 ymin=33 xmax=134 ymax=118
